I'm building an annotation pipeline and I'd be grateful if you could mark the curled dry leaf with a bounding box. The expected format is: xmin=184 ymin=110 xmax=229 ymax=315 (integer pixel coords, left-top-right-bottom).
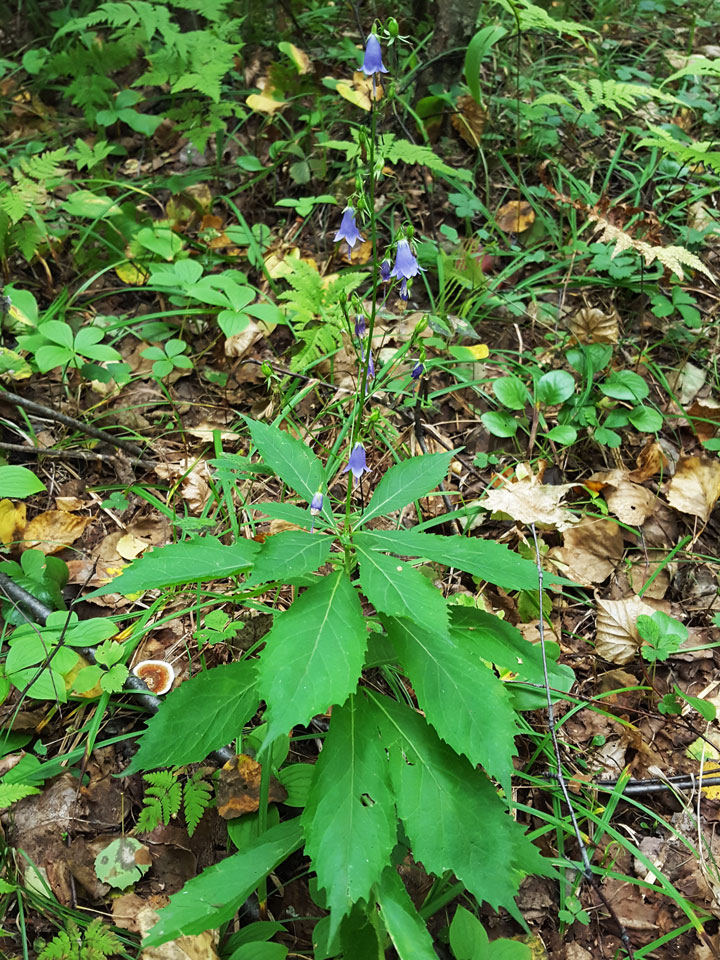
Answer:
xmin=482 ymin=469 xmax=578 ymax=531
xmin=154 ymin=458 xmax=212 ymax=515
xmin=185 ymin=421 xmax=240 ymax=442
xmin=627 ymin=556 xmax=674 ymax=600
xmin=686 ymin=397 xmax=720 ymax=441
xmin=116 ymin=534 xmax=152 ymax=561
xmin=595 ymin=595 xmax=657 ymax=665
xmin=670 ymin=360 xmax=706 ymax=406
xmin=451 ymin=94 xmax=487 ymax=148
xmin=21 ymin=510 xmax=90 ymax=555
xmin=666 ymin=456 xmax=720 ymax=523
xmin=628 ymin=440 xmax=669 ymax=482
xmin=224 ymin=318 xmax=275 ymax=359
xmin=568 ymin=306 xmax=620 ymax=345
xmin=589 ymin=469 xmax=658 ymax=525
xmin=548 ymin=518 xmax=624 ymax=586
xmin=495 ymin=200 xmax=535 ymax=233
xmin=215 ymin=754 xmax=287 ymax=819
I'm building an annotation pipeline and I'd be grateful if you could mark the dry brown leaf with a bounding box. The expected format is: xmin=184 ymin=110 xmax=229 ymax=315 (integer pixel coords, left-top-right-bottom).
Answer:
xmin=451 ymin=94 xmax=487 ymax=148
xmin=666 ymin=456 xmax=720 ymax=522
xmin=224 ymin=318 xmax=273 ymax=359
xmin=54 ymin=496 xmax=85 ymax=512
xmin=21 ymin=510 xmax=90 ymax=554
xmin=595 ymin=595 xmax=656 ymax=664
xmin=629 ymin=440 xmax=668 ymax=482
xmin=590 ymin=469 xmax=658 ymax=525
xmin=137 ymin=903 xmax=220 ymax=960
xmin=482 ymin=468 xmax=578 ymax=531
xmin=496 ymin=200 xmax=535 ymax=233
xmin=154 ymin=459 xmax=212 ymax=515
xmin=568 ymin=306 xmax=620 ymax=344
xmin=627 ymin=556 xmax=674 ymax=599
xmin=670 ymin=361 xmax=706 ymax=406
xmin=686 ymin=397 xmax=720 ymax=441
xmin=549 ymin=518 xmax=623 ymax=585
xmin=0 ymin=499 xmax=26 ymax=548
xmin=185 ymin=421 xmax=240 ymax=442
xmin=215 ymin=754 xmax=287 ymax=819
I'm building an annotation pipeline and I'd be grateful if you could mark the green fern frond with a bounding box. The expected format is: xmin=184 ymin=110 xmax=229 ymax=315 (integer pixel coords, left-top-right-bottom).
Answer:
xmin=38 ymin=919 xmax=122 ymax=960
xmin=380 ymin=135 xmax=473 ymax=183
xmin=19 ymin=148 xmax=69 ymax=183
xmin=136 ymin=770 xmax=182 ymax=832
xmin=637 ymin=126 xmax=720 ymax=176
xmin=0 ymin=783 xmax=40 ymax=808
xmin=183 ymin=772 xmax=212 ymax=836
xmin=664 ymin=54 xmax=720 ymax=85
xmin=491 ymin=0 xmax=595 ymax=41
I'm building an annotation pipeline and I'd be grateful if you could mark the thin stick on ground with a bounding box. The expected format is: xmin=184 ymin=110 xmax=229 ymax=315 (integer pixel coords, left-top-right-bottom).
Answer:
xmin=530 ymin=522 xmax=635 ymax=959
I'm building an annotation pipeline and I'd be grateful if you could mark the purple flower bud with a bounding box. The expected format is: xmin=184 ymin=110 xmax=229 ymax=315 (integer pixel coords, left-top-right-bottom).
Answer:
xmin=411 ymin=361 xmax=424 ymax=380
xmin=362 ymin=346 xmax=375 ymax=380
xmin=391 ymin=238 xmax=423 ymax=282
xmin=355 ymin=313 xmax=367 ymax=338
xmin=380 ymin=259 xmax=391 ymax=283
xmin=334 ymin=206 xmax=364 ymax=258
xmin=343 ymin=443 xmax=369 ymax=485
xmin=310 ymin=491 xmax=324 ymax=515
xmin=362 ymin=34 xmax=388 ymax=76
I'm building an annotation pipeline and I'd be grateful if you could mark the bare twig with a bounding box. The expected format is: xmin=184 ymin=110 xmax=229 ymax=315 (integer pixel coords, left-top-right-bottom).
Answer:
xmin=1 ymin=389 xmax=151 ymax=462
xmin=0 ymin=441 xmax=156 ymax=470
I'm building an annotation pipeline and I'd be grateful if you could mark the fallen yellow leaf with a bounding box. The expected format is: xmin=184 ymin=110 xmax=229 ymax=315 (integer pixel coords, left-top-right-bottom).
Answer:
xmin=0 ymin=499 xmax=27 ymax=548
xmin=21 ymin=510 xmax=90 ymax=555
xmin=246 ymin=93 xmax=287 ymax=114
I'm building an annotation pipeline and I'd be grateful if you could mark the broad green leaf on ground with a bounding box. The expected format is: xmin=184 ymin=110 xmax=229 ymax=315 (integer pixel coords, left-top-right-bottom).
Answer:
xmin=247 ymin=531 xmax=333 ymax=586
xmin=354 ymin=534 xmax=449 ymax=635
xmin=376 ymin=867 xmax=438 ymax=960
xmin=448 ymin=607 xmax=575 ymax=709
xmin=245 ymin=417 xmax=328 ymax=514
xmin=365 ymin=690 xmax=551 ymax=922
xmin=256 ymin=571 xmax=367 ymax=743
xmin=0 ymin=465 xmax=46 ymax=498
xmin=450 ymin=905 xmax=530 ymax=959
xmin=383 ymin=616 xmax=518 ymax=792
xmin=87 ymin=536 xmax=259 ymax=597
xmin=357 ymin=451 xmax=454 ymax=527
xmin=125 ymin=662 xmax=259 ymax=773
xmin=142 ymin=819 xmax=303 ymax=946
xmin=357 ymin=529 xmax=572 ymax=590
xmin=302 ymin=695 xmax=396 ymax=940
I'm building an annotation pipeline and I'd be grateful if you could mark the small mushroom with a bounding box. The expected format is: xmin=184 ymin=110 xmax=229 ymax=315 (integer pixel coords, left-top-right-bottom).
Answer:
xmin=132 ymin=660 xmax=174 ymax=695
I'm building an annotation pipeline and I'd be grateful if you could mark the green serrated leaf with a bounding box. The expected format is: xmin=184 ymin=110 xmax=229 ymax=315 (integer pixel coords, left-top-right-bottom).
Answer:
xmin=355 ymin=535 xmax=449 ymax=634
xmin=256 ymin=571 xmax=367 ymax=743
xmin=366 ymin=690 xmax=552 ymax=923
xmin=303 ymin=695 xmax=397 ymax=940
xmin=357 ymin=529 xmax=573 ymax=590
xmin=247 ymin=530 xmax=332 ymax=586
xmin=142 ymin=820 xmax=304 ymax=946
xmin=358 ymin=451 xmax=454 ymax=527
xmin=86 ymin=536 xmax=259 ymax=597
xmin=376 ymin=867 xmax=438 ymax=960
xmin=245 ymin=417 xmax=326 ymax=510
xmin=126 ymin=661 xmax=259 ymax=773
xmin=383 ymin=616 xmax=518 ymax=792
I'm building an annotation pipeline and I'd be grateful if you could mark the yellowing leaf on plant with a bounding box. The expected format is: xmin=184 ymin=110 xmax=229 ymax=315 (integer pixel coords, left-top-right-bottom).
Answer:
xmin=21 ymin=510 xmax=90 ymax=555
xmin=496 ymin=200 xmax=535 ymax=233
xmin=246 ymin=92 xmax=288 ymax=114
xmin=449 ymin=343 xmax=490 ymax=361
xmin=264 ymin=246 xmax=301 ymax=279
xmin=666 ymin=455 xmax=720 ymax=522
xmin=279 ymin=41 xmax=311 ymax=74
xmin=0 ymin=346 xmax=32 ymax=380
xmin=336 ymin=81 xmax=371 ymax=112
xmin=115 ymin=260 xmax=149 ymax=286
xmin=0 ymin=500 xmax=26 ymax=548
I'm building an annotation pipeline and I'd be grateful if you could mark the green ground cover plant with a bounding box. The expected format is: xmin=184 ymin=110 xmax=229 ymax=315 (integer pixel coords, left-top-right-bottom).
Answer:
xmin=2 ymin=0 xmax=720 ymax=957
